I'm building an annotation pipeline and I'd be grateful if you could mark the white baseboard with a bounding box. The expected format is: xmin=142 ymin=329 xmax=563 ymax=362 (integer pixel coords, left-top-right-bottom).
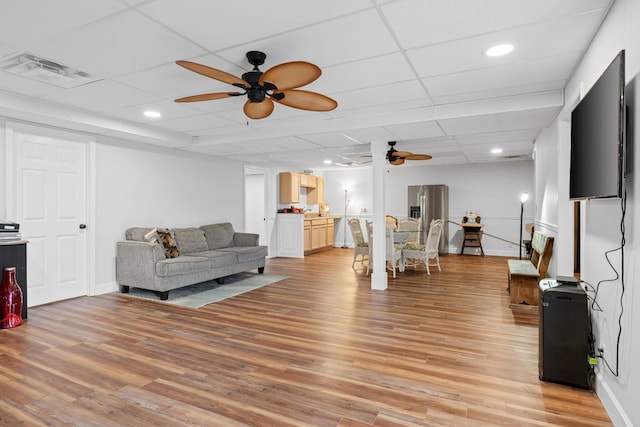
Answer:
xmin=595 ymin=372 xmax=632 ymax=427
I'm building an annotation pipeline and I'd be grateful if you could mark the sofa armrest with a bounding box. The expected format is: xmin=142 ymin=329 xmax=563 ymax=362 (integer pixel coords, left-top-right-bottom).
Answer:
xmin=116 ymin=241 xmax=166 ymax=286
xmin=233 ymin=232 xmax=259 ymax=247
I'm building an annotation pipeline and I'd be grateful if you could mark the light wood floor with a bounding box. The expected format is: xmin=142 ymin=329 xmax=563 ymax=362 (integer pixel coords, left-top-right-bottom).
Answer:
xmin=0 ymin=250 xmax=611 ymax=426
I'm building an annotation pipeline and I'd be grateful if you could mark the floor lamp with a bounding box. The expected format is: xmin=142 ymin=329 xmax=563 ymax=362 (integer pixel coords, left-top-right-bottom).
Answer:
xmin=342 ymin=189 xmax=350 ymax=248
xmin=519 ymin=192 xmax=529 ymax=259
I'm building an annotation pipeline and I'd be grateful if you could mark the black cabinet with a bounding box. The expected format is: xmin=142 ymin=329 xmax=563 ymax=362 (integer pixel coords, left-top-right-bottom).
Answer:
xmin=539 ymin=281 xmax=592 ymax=388
xmin=0 ymin=241 xmax=28 ymax=319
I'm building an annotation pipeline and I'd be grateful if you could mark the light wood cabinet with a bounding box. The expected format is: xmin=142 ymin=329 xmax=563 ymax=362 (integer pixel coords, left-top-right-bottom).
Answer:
xmin=279 ymin=172 xmax=301 ymax=204
xmin=303 ymin=217 xmax=337 ymax=254
xmin=307 ymin=177 xmax=324 ymax=204
xmin=303 ymin=220 xmax=312 ymax=252
xmin=299 ymin=174 xmax=316 ymax=188
xmin=311 ymin=219 xmax=328 ymax=250
xmin=279 ymin=172 xmax=324 ymax=204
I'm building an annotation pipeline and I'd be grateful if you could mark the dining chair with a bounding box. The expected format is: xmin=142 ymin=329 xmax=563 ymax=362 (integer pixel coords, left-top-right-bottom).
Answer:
xmin=398 ymin=217 xmax=421 ymax=245
xmin=385 ymin=215 xmax=398 ymax=231
xmin=385 ymin=223 xmax=404 ymax=278
xmin=348 ymin=218 xmax=369 ymax=269
xmin=365 ymin=220 xmax=373 ymax=276
xmin=402 ymin=218 xmax=443 ymax=275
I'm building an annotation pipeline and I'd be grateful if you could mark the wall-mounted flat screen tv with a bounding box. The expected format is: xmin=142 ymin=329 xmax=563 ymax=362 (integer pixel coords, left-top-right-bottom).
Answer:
xmin=570 ymin=50 xmax=625 ymax=200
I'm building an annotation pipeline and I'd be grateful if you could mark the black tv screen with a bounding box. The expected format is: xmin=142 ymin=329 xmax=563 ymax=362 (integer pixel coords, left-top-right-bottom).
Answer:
xmin=570 ymin=50 xmax=625 ymax=200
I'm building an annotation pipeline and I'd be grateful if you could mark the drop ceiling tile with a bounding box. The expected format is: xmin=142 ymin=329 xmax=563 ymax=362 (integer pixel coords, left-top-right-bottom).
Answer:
xmin=334 ymin=80 xmax=429 ymax=112
xmin=140 ymin=0 xmax=371 ymax=52
xmin=0 ymin=0 xmax=126 ymax=51
xmin=312 ymin=52 xmax=416 ymax=94
xmin=29 ymin=10 xmax=206 ymax=77
xmin=0 ymin=70 xmax=63 ymax=98
xmin=385 ymin=121 xmax=445 ymax=140
xmin=406 ymin=10 xmax=606 ymax=79
xmin=382 ymin=0 xmax=611 ymax=49
xmin=422 ymin=52 xmax=580 ymax=101
xmin=217 ymin=9 xmax=398 ymax=69
xmin=39 ymin=80 xmax=160 ymax=114
xmin=154 ymin=113 xmax=238 ymax=134
xmin=113 ymin=55 xmax=247 ymax=99
xmin=111 ymin=99 xmax=204 ymax=123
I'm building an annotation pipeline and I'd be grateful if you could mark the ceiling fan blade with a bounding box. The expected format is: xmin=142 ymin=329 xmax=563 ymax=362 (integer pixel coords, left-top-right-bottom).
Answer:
xmin=260 ymin=61 xmax=322 ymax=90
xmin=244 ymin=98 xmax=274 ymax=119
xmin=394 ymin=151 xmax=413 ymax=158
xmin=175 ymin=92 xmax=243 ymax=103
xmin=273 ymin=90 xmax=337 ymax=112
xmin=390 ymin=158 xmax=405 ymax=166
xmin=176 ymin=60 xmax=249 ymax=89
xmin=405 ymin=154 xmax=433 ymax=160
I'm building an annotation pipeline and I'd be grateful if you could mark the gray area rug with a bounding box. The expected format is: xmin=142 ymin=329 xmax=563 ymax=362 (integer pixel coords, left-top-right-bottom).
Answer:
xmin=120 ymin=272 xmax=287 ymax=308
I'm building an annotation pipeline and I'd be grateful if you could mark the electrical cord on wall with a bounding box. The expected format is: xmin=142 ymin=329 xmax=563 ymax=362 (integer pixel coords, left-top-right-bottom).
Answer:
xmin=582 ymin=189 xmax=626 ymax=378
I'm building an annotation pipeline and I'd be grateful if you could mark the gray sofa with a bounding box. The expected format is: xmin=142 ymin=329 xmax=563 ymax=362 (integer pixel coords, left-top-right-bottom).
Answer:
xmin=116 ymin=222 xmax=268 ymax=300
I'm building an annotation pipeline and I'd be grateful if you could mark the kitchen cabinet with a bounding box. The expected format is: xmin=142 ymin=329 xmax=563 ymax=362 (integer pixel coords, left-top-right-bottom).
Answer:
xmin=279 ymin=172 xmax=324 ymax=204
xmin=279 ymin=172 xmax=301 ymax=204
xmin=299 ymin=173 xmax=316 ymax=188
xmin=307 ymin=177 xmax=324 ymax=204
xmin=303 ymin=217 xmax=337 ymax=254
xmin=303 ymin=221 xmax=312 ymax=252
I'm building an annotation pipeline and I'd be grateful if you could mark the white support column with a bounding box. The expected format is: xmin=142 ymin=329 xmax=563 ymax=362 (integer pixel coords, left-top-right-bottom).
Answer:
xmin=370 ymin=139 xmax=388 ymax=291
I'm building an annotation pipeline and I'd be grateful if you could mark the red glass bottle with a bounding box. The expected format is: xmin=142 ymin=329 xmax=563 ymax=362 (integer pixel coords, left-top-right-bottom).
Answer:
xmin=1 ymin=267 xmax=23 ymax=329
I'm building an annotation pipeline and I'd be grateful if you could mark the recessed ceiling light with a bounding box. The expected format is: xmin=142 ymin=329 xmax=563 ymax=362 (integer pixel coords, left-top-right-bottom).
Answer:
xmin=144 ymin=110 xmax=161 ymax=118
xmin=485 ymin=44 xmax=514 ymax=57
xmin=491 ymin=148 xmax=503 ymax=154
xmin=324 ymin=160 xmax=332 ymax=164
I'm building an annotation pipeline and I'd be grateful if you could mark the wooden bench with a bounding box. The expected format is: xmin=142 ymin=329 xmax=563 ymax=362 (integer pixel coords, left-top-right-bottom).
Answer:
xmin=507 ymin=231 xmax=554 ymax=306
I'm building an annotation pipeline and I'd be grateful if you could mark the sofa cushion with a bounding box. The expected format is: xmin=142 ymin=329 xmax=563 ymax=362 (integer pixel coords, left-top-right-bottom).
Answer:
xmin=219 ymin=246 xmax=268 ymax=263
xmin=126 ymin=227 xmax=155 ymax=242
xmin=157 ymin=228 xmax=180 ymax=258
xmin=172 ymin=227 xmax=209 ymax=254
xmin=187 ymin=250 xmax=238 ymax=269
xmin=156 ymin=255 xmax=210 ymax=277
xmin=201 ymin=223 xmax=235 ymax=249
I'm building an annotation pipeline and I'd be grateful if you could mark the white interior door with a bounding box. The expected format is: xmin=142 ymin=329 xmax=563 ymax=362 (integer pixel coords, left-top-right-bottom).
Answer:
xmin=8 ymin=124 xmax=90 ymax=307
xmin=244 ymin=166 xmax=266 ymax=245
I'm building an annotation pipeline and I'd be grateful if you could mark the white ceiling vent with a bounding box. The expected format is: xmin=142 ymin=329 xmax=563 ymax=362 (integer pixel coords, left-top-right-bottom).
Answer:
xmin=2 ymin=53 xmax=100 ymax=88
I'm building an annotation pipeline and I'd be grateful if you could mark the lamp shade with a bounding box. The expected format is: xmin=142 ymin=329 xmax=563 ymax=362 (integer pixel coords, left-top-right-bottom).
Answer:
xmin=520 ymin=193 xmax=529 ymax=203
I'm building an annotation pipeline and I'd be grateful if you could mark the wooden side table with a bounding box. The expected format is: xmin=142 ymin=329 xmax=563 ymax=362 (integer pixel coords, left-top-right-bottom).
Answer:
xmin=460 ymin=223 xmax=484 ymax=256
xmin=0 ymin=240 xmax=28 ymax=319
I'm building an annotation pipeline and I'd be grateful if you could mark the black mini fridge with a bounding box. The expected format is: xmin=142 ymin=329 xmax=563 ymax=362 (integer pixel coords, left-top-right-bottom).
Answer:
xmin=538 ymin=281 xmax=592 ymax=389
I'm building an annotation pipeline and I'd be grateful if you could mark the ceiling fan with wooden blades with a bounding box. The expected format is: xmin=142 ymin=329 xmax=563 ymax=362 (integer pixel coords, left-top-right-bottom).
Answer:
xmin=385 ymin=141 xmax=432 ymax=165
xmin=174 ymin=51 xmax=337 ymax=119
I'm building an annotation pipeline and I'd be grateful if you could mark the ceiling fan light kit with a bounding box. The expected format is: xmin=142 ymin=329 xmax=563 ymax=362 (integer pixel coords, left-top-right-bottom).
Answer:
xmin=175 ymin=51 xmax=337 ymax=119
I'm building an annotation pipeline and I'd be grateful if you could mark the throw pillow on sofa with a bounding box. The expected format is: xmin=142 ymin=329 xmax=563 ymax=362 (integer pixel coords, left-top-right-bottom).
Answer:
xmin=172 ymin=227 xmax=209 ymax=254
xmin=157 ymin=228 xmax=180 ymax=258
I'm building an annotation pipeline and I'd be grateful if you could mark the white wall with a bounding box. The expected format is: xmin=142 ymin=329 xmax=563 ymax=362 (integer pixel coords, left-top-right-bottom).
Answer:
xmin=541 ymin=0 xmax=639 ymax=424
xmin=320 ymin=161 xmax=534 ymax=257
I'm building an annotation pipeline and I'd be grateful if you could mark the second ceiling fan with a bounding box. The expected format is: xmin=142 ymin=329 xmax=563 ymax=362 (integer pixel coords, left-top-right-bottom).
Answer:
xmin=361 ymin=141 xmax=432 ymax=165
xmin=386 ymin=141 xmax=432 ymax=165
xmin=174 ymin=51 xmax=337 ymax=119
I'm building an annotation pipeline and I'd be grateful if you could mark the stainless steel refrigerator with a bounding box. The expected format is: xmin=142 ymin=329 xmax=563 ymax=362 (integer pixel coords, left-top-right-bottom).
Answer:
xmin=408 ymin=185 xmax=448 ymax=253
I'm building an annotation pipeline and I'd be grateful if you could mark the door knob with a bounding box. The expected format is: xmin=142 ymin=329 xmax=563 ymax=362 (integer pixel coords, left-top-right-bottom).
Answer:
xmin=79 ymin=224 xmax=87 ymax=229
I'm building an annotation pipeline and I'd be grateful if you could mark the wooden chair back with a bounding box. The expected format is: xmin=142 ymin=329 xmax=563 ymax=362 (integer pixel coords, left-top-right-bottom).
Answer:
xmin=531 ymin=231 xmax=554 ymax=278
